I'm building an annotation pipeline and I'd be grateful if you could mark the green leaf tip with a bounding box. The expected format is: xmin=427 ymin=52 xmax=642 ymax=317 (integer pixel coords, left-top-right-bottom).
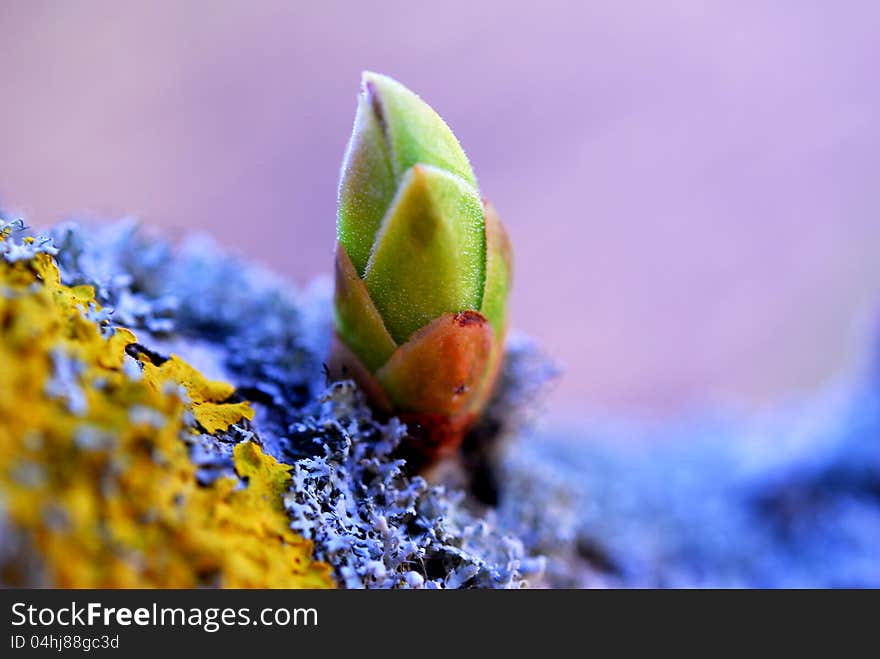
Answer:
xmin=338 ymin=72 xmax=478 ymax=277
xmin=360 ymin=71 xmax=476 ymax=188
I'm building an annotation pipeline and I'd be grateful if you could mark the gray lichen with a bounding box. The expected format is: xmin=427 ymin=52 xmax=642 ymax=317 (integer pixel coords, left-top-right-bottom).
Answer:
xmin=3 ymin=215 xmax=876 ymax=588
xmin=281 ymin=381 xmax=540 ymax=588
xmin=46 ymin=219 xmax=555 ymax=588
xmin=1 ymin=218 xmax=58 ymax=262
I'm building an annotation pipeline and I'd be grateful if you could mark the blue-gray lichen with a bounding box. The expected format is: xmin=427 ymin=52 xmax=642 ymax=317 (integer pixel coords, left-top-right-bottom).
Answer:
xmin=282 ymin=381 xmax=541 ymax=588
xmin=45 ymin=219 xmax=553 ymax=588
xmin=515 ymin=385 xmax=880 ymax=587
xmin=3 ymin=215 xmax=877 ymax=588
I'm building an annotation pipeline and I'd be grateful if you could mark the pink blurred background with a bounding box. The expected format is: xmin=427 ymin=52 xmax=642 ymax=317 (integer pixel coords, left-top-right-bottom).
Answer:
xmin=2 ymin=1 xmax=879 ymax=418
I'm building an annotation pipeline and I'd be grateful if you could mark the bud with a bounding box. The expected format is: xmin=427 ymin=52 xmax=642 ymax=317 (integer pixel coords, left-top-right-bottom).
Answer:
xmin=332 ymin=72 xmax=512 ymax=461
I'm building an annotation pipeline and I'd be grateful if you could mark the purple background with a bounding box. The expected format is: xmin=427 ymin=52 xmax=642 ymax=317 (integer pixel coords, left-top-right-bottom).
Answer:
xmin=2 ymin=1 xmax=879 ymax=417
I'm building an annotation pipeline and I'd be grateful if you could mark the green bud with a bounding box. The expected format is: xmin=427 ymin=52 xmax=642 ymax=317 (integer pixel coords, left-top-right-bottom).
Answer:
xmin=332 ymin=72 xmax=513 ymax=460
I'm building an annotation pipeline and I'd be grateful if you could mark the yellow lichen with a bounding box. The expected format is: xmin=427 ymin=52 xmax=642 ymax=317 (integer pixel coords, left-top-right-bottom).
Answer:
xmin=0 ymin=242 xmax=334 ymax=588
xmin=141 ymin=356 xmax=255 ymax=433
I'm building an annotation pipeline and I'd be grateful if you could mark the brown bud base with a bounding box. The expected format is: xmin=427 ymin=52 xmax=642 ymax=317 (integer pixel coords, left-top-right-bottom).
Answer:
xmin=396 ymin=410 xmax=478 ymax=465
xmin=327 ymin=319 xmax=502 ymax=468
